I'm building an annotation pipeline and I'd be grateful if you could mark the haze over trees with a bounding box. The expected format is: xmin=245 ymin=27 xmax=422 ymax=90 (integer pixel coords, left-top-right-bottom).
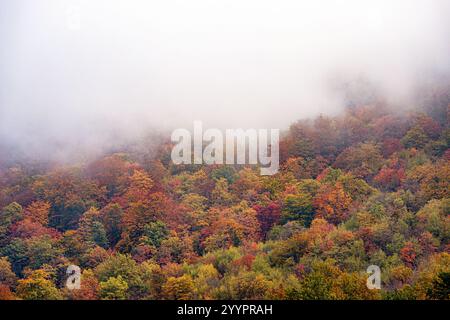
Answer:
xmin=0 ymin=93 xmax=448 ymax=300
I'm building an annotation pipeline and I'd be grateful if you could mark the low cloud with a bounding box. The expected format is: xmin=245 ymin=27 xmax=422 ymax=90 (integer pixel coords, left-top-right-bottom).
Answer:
xmin=1 ymin=0 xmax=449 ymax=161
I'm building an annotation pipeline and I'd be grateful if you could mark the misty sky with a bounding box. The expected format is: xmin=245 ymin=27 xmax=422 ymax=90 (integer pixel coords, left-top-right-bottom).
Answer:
xmin=1 ymin=0 xmax=450 ymax=160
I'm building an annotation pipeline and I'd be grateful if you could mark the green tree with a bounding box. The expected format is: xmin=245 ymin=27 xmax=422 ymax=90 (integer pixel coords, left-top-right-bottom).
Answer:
xmin=26 ymin=235 xmax=62 ymax=270
xmin=79 ymin=208 xmax=109 ymax=249
xmin=282 ymin=193 xmax=314 ymax=226
xmin=100 ymin=203 xmax=124 ymax=246
xmin=0 ymin=238 xmax=29 ymax=274
xmin=0 ymin=202 xmax=23 ymax=244
xmin=141 ymin=220 xmax=169 ymax=248
xmin=295 ymin=260 xmax=342 ymax=300
xmin=427 ymin=272 xmax=450 ymax=300
xmin=99 ymin=275 xmax=129 ymax=300
xmin=94 ymin=254 xmax=147 ymax=299
xmin=401 ymin=126 xmax=428 ymax=149
xmin=214 ymin=271 xmax=270 ymax=299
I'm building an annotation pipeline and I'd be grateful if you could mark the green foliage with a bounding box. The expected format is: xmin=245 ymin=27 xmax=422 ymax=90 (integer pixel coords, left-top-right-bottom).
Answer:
xmin=401 ymin=126 xmax=429 ymax=149
xmin=100 ymin=203 xmax=124 ymax=246
xmin=94 ymin=254 xmax=146 ymax=299
xmin=26 ymin=235 xmax=62 ymax=270
xmin=427 ymin=272 xmax=450 ymax=300
xmin=99 ymin=275 xmax=129 ymax=300
xmin=416 ymin=199 xmax=449 ymax=242
xmin=211 ymin=166 xmax=237 ymax=184
xmin=214 ymin=271 xmax=270 ymax=300
xmin=292 ymin=260 xmax=342 ymax=299
xmin=0 ymin=238 xmax=29 ymax=275
xmin=282 ymin=193 xmax=315 ymax=226
xmin=0 ymin=202 xmax=23 ymax=244
xmin=141 ymin=220 xmax=169 ymax=248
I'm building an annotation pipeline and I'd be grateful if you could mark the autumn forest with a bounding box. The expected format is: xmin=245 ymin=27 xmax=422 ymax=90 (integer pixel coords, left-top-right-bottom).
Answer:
xmin=0 ymin=85 xmax=449 ymax=300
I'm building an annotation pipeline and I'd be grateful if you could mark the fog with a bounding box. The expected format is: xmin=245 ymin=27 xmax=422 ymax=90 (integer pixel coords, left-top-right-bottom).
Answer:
xmin=1 ymin=0 xmax=449 ymax=161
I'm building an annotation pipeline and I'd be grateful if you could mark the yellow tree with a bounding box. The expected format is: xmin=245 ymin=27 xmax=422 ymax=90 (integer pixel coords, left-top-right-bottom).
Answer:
xmin=314 ymin=183 xmax=352 ymax=225
xmin=16 ymin=269 xmax=62 ymax=300
xmin=25 ymin=201 xmax=50 ymax=225
xmin=162 ymin=275 xmax=195 ymax=300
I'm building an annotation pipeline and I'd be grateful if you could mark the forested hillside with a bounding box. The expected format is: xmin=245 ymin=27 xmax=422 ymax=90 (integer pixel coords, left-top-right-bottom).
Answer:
xmin=0 ymin=98 xmax=449 ymax=300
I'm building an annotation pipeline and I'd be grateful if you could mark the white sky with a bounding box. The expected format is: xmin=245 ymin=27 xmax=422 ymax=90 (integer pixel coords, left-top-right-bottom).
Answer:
xmin=0 ymin=0 xmax=449 ymax=159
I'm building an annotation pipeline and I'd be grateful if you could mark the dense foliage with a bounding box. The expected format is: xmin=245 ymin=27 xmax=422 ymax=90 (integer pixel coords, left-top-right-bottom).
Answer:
xmin=0 ymin=101 xmax=449 ymax=300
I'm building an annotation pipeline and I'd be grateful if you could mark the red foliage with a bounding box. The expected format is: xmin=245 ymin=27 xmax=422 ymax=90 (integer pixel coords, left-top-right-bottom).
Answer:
xmin=0 ymin=284 xmax=16 ymax=300
xmin=418 ymin=232 xmax=436 ymax=256
xmin=10 ymin=218 xmax=60 ymax=239
xmin=415 ymin=114 xmax=442 ymax=139
xmin=400 ymin=242 xmax=418 ymax=268
xmin=356 ymin=227 xmax=378 ymax=253
xmin=232 ymin=254 xmax=255 ymax=270
xmin=373 ymin=167 xmax=405 ymax=191
xmin=381 ymin=138 xmax=402 ymax=157
xmin=313 ymin=183 xmax=352 ymax=225
xmin=253 ymin=202 xmax=281 ymax=238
